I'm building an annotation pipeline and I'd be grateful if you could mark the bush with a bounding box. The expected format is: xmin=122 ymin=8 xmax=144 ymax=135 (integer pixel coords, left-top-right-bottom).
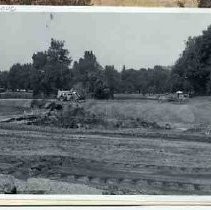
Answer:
xmin=55 ymin=104 xmax=103 ymax=128
xmin=198 ymin=0 xmax=211 ymax=7
xmin=94 ymin=87 xmax=111 ymax=100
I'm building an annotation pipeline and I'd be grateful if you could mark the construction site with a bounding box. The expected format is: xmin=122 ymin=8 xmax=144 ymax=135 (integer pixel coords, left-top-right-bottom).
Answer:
xmin=1 ymin=8 xmax=211 ymax=195
xmin=0 ymin=92 xmax=211 ymax=194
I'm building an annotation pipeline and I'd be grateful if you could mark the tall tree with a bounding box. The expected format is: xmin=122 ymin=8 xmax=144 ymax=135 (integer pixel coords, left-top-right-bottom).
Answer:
xmin=172 ymin=26 xmax=211 ymax=95
xmin=8 ymin=63 xmax=32 ymax=91
xmin=104 ymin=65 xmax=121 ymax=97
xmin=0 ymin=71 xmax=9 ymax=89
xmin=72 ymin=51 xmax=104 ymax=95
xmin=31 ymin=38 xmax=72 ymax=96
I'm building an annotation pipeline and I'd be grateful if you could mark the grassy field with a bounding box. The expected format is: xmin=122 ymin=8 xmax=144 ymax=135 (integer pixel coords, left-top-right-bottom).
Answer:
xmin=2 ymin=96 xmax=211 ymax=129
xmin=0 ymin=97 xmax=211 ymax=194
xmin=84 ymin=96 xmax=211 ymax=130
xmin=0 ymin=99 xmax=31 ymax=120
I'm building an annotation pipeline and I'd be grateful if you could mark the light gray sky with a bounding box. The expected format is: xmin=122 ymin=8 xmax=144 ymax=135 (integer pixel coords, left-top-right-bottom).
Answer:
xmin=0 ymin=12 xmax=211 ymax=71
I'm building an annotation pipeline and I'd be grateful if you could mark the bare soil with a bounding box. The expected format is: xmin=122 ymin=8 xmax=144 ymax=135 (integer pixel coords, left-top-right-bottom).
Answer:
xmin=0 ymin=123 xmax=210 ymax=194
xmin=0 ymin=97 xmax=211 ymax=194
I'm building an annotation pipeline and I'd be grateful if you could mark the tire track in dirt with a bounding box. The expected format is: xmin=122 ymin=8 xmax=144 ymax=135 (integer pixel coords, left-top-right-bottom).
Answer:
xmin=0 ymin=126 xmax=211 ymax=194
xmin=0 ymin=155 xmax=210 ymax=194
xmin=0 ymin=130 xmax=211 ymax=168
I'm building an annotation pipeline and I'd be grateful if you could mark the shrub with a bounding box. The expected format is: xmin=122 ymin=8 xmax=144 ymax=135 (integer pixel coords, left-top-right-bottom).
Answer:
xmin=94 ymin=87 xmax=111 ymax=100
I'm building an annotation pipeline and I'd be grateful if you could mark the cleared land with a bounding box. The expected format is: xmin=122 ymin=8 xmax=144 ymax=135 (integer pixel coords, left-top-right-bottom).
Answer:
xmin=0 ymin=97 xmax=211 ymax=194
xmin=84 ymin=96 xmax=211 ymax=130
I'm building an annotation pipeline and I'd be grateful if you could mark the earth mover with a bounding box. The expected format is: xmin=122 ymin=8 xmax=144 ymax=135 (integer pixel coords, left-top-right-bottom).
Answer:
xmin=158 ymin=91 xmax=189 ymax=103
xmin=57 ymin=89 xmax=84 ymax=102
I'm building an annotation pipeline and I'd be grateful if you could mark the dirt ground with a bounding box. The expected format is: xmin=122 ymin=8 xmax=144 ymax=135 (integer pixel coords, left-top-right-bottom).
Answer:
xmin=0 ymin=97 xmax=211 ymax=194
xmin=0 ymin=124 xmax=211 ymax=194
xmin=92 ymin=0 xmax=198 ymax=7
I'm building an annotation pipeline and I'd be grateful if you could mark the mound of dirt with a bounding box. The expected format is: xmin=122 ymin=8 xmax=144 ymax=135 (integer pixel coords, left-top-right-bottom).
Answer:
xmin=0 ymin=174 xmax=16 ymax=194
xmin=0 ymin=174 xmax=102 ymax=194
xmin=16 ymin=178 xmax=103 ymax=194
xmin=28 ymin=102 xmax=163 ymax=130
xmin=30 ymin=99 xmax=48 ymax=109
xmin=4 ymin=97 xmax=211 ymax=131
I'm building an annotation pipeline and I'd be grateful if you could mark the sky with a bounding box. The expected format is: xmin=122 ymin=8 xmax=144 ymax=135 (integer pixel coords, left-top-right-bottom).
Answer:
xmin=0 ymin=11 xmax=211 ymax=71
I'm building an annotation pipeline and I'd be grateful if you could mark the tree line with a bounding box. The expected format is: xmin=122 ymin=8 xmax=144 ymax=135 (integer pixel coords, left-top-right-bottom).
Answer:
xmin=1 ymin=25 xmax=211 ymax=98
xmin=172 ymin=25 xmax=211 ymax=95
xmin=0 ymin=39 xmax=172 ymax=98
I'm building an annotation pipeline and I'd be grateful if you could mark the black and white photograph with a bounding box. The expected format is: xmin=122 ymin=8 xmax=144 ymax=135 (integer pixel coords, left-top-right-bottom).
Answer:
xmin=1 ymin=8 xmax=211 ymax=195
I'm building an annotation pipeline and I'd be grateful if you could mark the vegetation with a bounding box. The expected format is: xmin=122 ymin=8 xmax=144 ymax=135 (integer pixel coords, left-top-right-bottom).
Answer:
xmin=0 ymin=39 xmax=172 ymax=99
xmin=172 ymin=26 xmax=211 ymax=95
xmin=2 ymin=24 xmax=211 ymax=98
xmin=198 ymin=0 xmax=211 ymax=7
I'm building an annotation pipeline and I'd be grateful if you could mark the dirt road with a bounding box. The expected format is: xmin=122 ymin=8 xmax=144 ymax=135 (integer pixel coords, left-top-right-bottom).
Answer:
xmin=0 ymin=124 xmax=211 ymax=194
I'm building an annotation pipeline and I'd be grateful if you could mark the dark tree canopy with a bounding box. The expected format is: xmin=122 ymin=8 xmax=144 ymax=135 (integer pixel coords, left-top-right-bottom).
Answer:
xmin=31 ymin=39 xmax=72 ymax=96
xmin=172 ymin=26 xmax=211 ymax=95
xmin=72 ymin=51 xmax=105 ymax=97
xmin=0 ymin=71 xmax=9 ymax=89
xmin=2 ymin=26 xmax=211 ymax=99
xmin=198 ymin=0 xmax=211 ymax=7
xmin=7 ymin=63 xmax=32 ymax=91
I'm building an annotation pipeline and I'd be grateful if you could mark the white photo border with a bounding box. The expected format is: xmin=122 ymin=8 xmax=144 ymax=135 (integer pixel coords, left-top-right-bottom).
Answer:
xmin=0 ymin=5 xmax=211 ymax=206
